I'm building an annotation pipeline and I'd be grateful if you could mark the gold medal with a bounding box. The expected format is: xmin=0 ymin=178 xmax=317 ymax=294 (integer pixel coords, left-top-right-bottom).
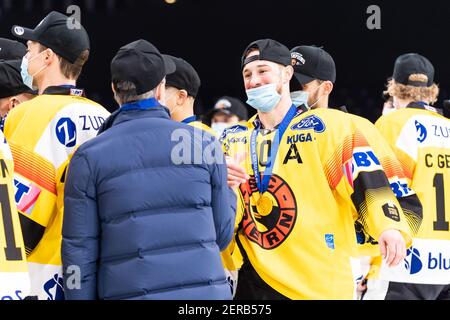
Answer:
xmin=257 ymin=194 xmax=273 ymax=217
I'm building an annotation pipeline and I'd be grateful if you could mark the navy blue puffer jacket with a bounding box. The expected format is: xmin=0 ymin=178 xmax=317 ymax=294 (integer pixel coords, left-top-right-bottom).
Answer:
xmin=62 ymin=105 xmax=235 ymax=300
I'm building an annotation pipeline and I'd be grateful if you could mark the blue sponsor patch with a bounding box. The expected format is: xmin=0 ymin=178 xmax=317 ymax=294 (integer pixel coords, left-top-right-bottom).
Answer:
xmin=56 ymin=117 xmax=77 ymax=147
xmin=43 ymin=274 xmax=64 ymax=300
xmin=220 ymin=124 xmax=248 ymax=142
xmin=353 ymin=150 xmax=381 ymax=168
xmin=404 ymin=247 xmax=423 ymax=275
xmin=325 ymin=234 xmax=335 ymax=250
xmin=291 ymin=115 xmax=326 ymax=133
xmin=415 ymin=120 xmax=427 ymax=143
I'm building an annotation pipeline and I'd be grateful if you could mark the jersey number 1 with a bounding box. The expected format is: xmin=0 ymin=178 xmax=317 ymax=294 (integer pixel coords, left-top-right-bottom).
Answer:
xmin=1 ymin=184 xmax=22 ymax=261
xmin=433 ymin=173 xmax=449 ymax=231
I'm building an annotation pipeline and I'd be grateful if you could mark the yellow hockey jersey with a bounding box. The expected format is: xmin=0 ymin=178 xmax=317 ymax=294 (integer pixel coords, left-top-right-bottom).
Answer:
xmin=4 ymin=86 xmax=110 ymax=299
xmin=347 ymin=113 xmax=422 ymax=285
xmin=350 ymin=114 xmax=422 ymax=254
xmin=190 ymin=121 xmax=217 ymax=136
xmin=221 ymin=107 xmax=414 ymax=300
xmin=376 ymin=103 xmax=450 ymax=284
xmin=0 ymin=131 xmax=30 ymax=300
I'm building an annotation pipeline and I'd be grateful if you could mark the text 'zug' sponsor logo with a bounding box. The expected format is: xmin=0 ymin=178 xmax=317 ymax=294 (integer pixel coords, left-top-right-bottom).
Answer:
xmin=56 ymin=115 xmax=106 ymax=147
xmin=79 ymin=115 xmax=105 ymax=131
xmin=432 ymin=124 xmax=450 ymax=139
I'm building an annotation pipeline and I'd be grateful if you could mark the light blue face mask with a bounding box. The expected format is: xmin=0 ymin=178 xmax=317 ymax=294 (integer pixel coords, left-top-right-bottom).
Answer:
xmin=20 ymin=56 xmax=34 ymax=90
xmin=20 ymin=52 xmax=47 ymax=90
xmin=290 ymin=90 xmax=309 ymax=108
xmin=246 ymin=83 xmax=281 ymax=113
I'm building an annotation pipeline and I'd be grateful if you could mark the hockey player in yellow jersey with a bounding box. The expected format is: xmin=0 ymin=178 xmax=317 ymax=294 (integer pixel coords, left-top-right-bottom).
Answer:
xmin=5 ymin=11 xmax=110 ymax=299
xmin=0 ymin=129 xmax=30 ymax=300
xmin=222 ymin=39 xmax=415 ymax=300
xmin=163 ymin=55 xmax=215 ymax=135
xmin=375 ymin=53 xmax=450 ymax=300
xmin=288 ymin=45 xmax=423 ymax=299
xmin=206 ymin=97 xmax=249 ymax=137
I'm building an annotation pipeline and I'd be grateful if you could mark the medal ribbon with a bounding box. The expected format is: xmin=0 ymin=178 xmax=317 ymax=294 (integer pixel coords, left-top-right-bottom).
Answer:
xmin=250 ymin=104 xmax=298 ymax=194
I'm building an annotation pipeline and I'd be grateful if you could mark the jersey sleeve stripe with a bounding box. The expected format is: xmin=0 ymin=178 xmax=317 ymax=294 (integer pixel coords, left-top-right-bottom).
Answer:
xmin=10 ymin=143 xmax=56 ymax=194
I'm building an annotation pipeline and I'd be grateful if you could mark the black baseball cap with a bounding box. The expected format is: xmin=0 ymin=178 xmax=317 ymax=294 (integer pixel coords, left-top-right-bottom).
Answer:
xmin=0 ymin=38 xmax=26 ymax=60
xmin=290 ymin=46 xmax=336 ymax=85
xmin=393 ymin=53 xmax=434 ymax=87
xmin=207 ymin=96 xmax=249 ymax=121
xmin=11 ymin=11 xmax=90 ymax=64
xmin=241 ymin=39 xmax=291 ymax=69
xmin=164 ymin=55 xmax=201 ymax=98
xmin=0 ymin=60 xmax=34 ymax=99
xmin=111 ymin=40 xmax=176 ymax=95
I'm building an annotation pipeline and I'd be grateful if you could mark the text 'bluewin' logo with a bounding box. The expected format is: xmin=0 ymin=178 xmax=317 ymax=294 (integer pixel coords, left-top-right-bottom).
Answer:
xmin=404 ymin=247 xmax=423 ymax=275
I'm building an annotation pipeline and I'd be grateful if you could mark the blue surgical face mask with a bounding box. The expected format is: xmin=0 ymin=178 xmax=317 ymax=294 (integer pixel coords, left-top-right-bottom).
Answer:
xmin=20 ymin=52 xmax=46 ymax=90
xmin=20 ymin=56 xmax=34 ymax=90
xmin=290 ymin=90 xmax=309 ymax=109
xmin=246 ymin=83 xmax=281 ymax=113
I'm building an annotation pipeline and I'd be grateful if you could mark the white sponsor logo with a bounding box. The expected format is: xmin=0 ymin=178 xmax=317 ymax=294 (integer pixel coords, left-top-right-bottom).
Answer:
xmin=14 ymin=26 xmax=24 ymax=36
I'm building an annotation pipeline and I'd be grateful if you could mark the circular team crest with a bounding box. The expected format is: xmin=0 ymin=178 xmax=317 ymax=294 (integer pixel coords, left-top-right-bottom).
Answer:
xmin=239 ymin=174 xmax=297 ymax=250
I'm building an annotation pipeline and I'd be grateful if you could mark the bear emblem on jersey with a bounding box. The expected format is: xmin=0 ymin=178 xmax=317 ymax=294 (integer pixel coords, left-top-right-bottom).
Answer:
xmin=239 ymin=174 xmax=297 ymax=250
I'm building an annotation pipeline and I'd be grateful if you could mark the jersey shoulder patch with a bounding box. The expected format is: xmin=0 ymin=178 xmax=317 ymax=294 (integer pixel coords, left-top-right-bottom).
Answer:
xmin=220 ymin=124 xmax=249 ymax=142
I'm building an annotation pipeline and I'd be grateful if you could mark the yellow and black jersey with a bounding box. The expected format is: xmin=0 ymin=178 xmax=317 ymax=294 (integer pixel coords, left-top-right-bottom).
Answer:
xmin=376 ymin=102 xmax=450 ymax=284
xmin=348 ymin=114 xmax=422 ymax=257
xmin=0 ymin=132 xmax=30 ymax=300
xmin=221 ymin=106 xmax=414 ymax=300
xmin=4 ymin=86 xmax=110 ymax=299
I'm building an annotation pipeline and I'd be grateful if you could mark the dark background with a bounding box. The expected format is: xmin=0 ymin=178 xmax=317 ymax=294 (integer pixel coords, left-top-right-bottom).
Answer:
xmin=1 ymin=0 xmax=449 ymax=121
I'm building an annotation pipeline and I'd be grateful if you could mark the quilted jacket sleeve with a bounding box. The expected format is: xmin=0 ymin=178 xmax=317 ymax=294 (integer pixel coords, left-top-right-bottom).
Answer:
xmin=62 ymin=149 xmax=100 ymax=300
xmin=208 ymin=137 xmax=236 ymax=251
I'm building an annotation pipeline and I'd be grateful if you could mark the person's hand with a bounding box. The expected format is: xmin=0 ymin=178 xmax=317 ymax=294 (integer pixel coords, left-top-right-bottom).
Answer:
xmin=356 ymin=279 xmax=367 ymax=300
xmin=378 ymin=229 xmax=407 ymax=267
xmin=225 ymin=153 xmax=249 ymax=190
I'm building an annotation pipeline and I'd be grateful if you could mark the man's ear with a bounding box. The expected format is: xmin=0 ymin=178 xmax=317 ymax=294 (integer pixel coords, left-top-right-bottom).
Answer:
xmin=177 ymin=89 xmax=188 ymax=106
xmin=282 ymin=65 xmax=294 ymax=85
xmin=8 ymin=97 xmax=16 ymax=111
xmin=323 ymin=81 xmax=334 ymax=95
xmin=44 ymin=48 xmax=56 ymax=66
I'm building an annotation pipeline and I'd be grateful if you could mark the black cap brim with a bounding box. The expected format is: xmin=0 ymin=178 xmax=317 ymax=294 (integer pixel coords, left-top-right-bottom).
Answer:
xmin=162 ymin=55 xmax=176 ymax=76
xmin=11 ymin=25 xmax=38 ymax=42
xmin=293 ymin=72 xmax=316 ymax=85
